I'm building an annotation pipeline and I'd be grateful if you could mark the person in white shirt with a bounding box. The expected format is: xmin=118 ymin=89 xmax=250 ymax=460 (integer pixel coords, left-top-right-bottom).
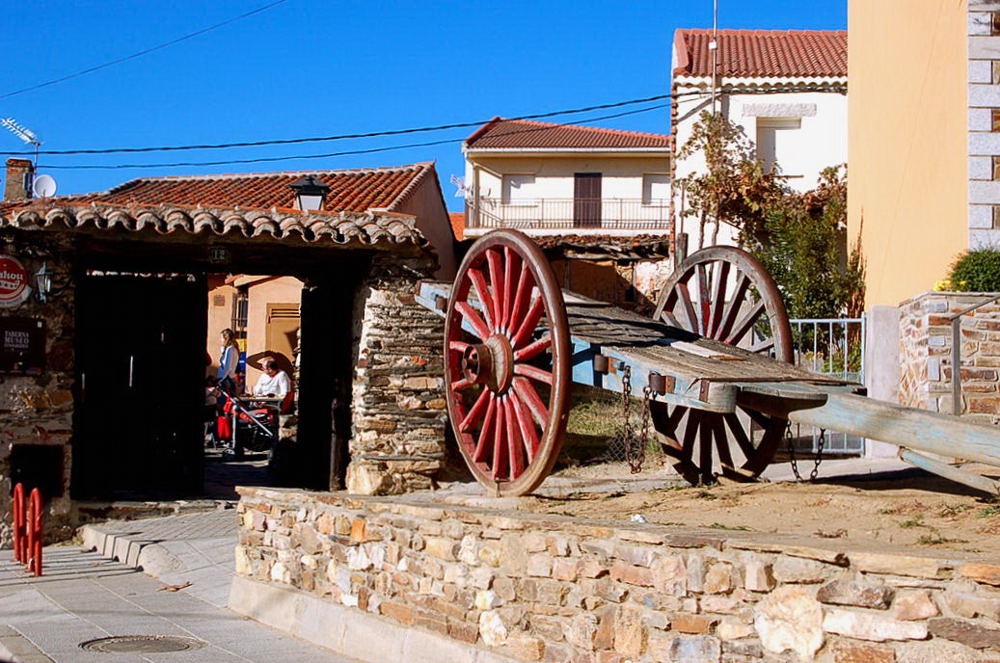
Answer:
xmin=253 ymin=359 xmax=290 ymax=398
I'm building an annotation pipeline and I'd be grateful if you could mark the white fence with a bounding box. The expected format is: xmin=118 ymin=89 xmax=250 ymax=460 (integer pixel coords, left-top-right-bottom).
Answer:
xmin=788 ymin=317 xmax=866 ymax=454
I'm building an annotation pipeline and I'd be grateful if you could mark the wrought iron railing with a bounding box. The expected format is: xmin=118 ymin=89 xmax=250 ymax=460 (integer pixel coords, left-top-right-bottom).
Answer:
xmin=467 ymin=197 xmax=670 ymax=231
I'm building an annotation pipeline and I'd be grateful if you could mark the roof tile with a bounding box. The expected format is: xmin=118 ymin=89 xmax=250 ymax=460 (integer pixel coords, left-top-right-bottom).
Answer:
xmin=465 ymin=118 xmax=670 ymax=150
xmin=674 ymin=29 xmax=847 ymax=78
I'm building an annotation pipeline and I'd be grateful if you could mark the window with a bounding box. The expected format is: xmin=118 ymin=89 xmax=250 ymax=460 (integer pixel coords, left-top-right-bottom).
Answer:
xmin=756 ymin=118 xmax=802 ymax=176
xmin=501 ymin=174 xmax=537 ymax=205
xmin=642 ymin=173 xmax=670 ymax=205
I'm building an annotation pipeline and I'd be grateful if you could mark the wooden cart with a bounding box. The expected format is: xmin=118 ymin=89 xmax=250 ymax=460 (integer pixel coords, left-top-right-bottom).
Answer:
xmin=417 ymin=229 xmax=1000 ymax=497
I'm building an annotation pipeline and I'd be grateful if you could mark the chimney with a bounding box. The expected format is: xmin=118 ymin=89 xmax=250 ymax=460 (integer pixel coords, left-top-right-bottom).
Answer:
xmin=4 ymin=158 xmax=34 ymax=201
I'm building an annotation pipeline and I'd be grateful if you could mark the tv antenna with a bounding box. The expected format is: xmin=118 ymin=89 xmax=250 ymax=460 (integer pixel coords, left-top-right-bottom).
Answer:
xmin=1 ymin=117 xmax=42 ymax=164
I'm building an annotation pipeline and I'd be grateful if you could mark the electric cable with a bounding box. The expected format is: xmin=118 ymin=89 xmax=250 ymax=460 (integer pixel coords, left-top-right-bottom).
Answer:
xmin=0 ymin=0 xmax=291 ymax=100
xmin=6 ymin=93 xmax=673 ymax=157
xmin=39 ymin=103 xmax=670 ymax=170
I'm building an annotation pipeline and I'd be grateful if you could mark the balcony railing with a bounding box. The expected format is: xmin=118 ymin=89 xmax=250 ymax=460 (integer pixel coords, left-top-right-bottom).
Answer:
xmin=467 ymin=197 xmax=670 ymax=231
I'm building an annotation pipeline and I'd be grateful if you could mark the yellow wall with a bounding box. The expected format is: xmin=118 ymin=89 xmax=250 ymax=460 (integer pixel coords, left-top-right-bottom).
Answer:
xmin=243 ymin=276 xmax=302 ymax=387
xmin=848 ymin=0 xmax=967 ymax=307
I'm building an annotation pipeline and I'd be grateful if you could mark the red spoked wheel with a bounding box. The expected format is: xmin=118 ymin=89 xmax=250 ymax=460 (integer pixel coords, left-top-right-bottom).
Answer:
xmin=649 ymin=246 xmax=792 ymax=484
xmin=444 ymin=229 xmax=572 ymax=496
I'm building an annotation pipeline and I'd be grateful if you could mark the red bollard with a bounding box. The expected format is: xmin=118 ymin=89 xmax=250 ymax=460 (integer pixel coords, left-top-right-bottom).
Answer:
xmin=12 ymin=483 xmax=25 ymax=565
xmin=25 ymin=488 xmax=42 ymax=577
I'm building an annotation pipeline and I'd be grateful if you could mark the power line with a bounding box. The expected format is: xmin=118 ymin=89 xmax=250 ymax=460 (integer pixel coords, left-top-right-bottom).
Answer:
xmin=5 ymin=93 xmax=672 ymax=157
xmin=39 ymin=103 xmax=670 ymax=170
xmin=1 ymin=85 xmax=841 ymax=159
xmin=0 ymin=0 xmax=291 ymax=100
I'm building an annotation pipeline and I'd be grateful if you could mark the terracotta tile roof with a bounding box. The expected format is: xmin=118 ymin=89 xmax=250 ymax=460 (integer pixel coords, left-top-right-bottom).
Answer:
xmin=0 ymin=201 xmax=426 ymax=248
xmin=58 ymin=163 xmax=436 ymax=212
xmin=674 ymin=29 xmax=847 ymax=78
xmin=465 ymin=118 xmax=671 ymax=150
xmin=449 ymin=212 xmax=465 ymax=241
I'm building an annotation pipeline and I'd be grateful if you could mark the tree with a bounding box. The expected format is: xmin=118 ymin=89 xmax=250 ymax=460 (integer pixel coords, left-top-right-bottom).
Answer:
xmin=675 ymin=111 xmax=786 ymax=247
xmin=746 ymin=165 xmax=865 ymax=318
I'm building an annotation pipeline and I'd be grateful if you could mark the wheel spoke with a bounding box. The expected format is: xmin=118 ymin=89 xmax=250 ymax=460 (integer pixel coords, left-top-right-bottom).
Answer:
xmin=511 ymin=296 xmax=545 ymax=348
xmin=508 ymin=262 xmax=534 ymax=334
xmin=510 ymin=391 xmax=540 ymax=463
xmin=504 ymin=397 xmax=526 ymax=480
xmin=514 ymin=334 xmax=551 ymax=362
xmin=709 ymin=261 xmax=730 ymax=338
xmin=716 ymin=273 xmax=750 ymax=341
xmin=450 ymin=377 xmax=472 ymax=392
xmin=724 ymin=300 xmax=765 ymax=346
xmin=449 ymin=340 xmax=471 ymax=353
xmin=460 ymin=389 xmax=491 ymax=433
xmin=491 ymin=398 xmax=508 ymax=481
xmin=711 ymin=414 xmax=735 ymax=470
xmin=699 ymin=414 xmax=713 ymax=483
xmin=473 ymin=395 xmax=497 ymax=462
xmin=502 ymin=247 xmax=518 ymax=331
xmin=681 ymin=409 xmax=701 ymax=457
xmin=750 ymin=338 xmax=775 ymax=354
xmin=724 ymin=412 xmax=756 ymax=460
xmin=659 ymin=405 xmax=688 ymax=450
xmin=676 ymin=282 xmax=699 ymax=333
xmin=512 ymin=376 xmax=548 ymax=428
xmin=514 ymin=363 xmax=552 ymax=385
xmin=486 ymin=249 xmax=505 ymax=332
xmin=696 ymin=263 xmax=711 ymax=335
xmin=468 ymin=268 xmax=496 ymax=332
xmin=456 ymin=301 xmax=491 ymax=340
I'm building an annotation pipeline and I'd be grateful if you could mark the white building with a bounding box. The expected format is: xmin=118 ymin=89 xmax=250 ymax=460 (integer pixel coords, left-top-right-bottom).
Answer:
xmin=460 ymin=118 xmax=673 ymax=309
xmin=671 ymin=29 xmax=847 ymax=250
xmin=462 ymin=118 xmax=672 ymax=237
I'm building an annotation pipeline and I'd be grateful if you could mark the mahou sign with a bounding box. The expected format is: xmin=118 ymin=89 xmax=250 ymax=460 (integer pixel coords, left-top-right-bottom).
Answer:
xmin=0 ymin=255 xmax=31 ymax=308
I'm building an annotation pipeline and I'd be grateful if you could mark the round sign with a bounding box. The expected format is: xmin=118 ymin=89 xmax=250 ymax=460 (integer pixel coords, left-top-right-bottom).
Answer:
xmin=0 ymin=255 xmax=31 ymax=308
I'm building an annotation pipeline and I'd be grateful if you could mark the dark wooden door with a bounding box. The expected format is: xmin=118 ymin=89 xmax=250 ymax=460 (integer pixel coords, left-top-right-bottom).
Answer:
xmin=73 ymin=274 xmax=206 ymax=499
xmin=573 ymin=173 xmax=602 ymax=228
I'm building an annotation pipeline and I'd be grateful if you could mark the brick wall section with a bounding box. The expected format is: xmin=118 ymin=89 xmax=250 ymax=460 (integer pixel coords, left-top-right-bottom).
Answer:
xmin=0 ymin=232 xmax=76 ymax=546
xmin=969 ymin=3 xmax=1000 ymax=247
xmin=237 ymin=486 xmax=1000 ymax=662
xmin=346 ymin=256 xmax=448 ymax=495
xmin=900 ymin=291 xmax=1000 ymax=422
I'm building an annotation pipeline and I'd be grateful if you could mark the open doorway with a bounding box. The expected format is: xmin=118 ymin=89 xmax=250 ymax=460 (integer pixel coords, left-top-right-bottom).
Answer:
xmin=71 ymin=254 xmax=366 ymax=503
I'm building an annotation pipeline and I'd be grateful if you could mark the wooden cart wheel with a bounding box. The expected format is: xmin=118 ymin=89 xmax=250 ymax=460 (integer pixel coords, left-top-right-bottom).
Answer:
xmin=650 ymin=246 xmax=792 ymax=484
xmin=444 ymin=229 xmax=572 ymax=496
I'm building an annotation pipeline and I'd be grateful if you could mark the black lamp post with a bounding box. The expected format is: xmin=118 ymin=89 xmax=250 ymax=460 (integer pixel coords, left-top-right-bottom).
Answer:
xmin=289 ymin=175 xmax=331 ymax=212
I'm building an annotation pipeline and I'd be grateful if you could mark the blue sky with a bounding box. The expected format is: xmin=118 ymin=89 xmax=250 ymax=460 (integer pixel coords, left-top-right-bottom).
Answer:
xmin=0 ymin=1 xmax=845 ymax=210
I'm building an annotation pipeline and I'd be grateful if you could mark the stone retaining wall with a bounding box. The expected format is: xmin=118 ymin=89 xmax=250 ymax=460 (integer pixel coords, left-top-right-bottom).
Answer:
xmin=899 ymin=291 xmax=1000 ymax=422
xmin=234 ymin=486 xmax=1000 ymax=662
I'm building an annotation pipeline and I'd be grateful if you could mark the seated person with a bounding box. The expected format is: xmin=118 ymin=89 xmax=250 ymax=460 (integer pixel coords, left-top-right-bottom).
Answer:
xmin=253 ymin=359 xmax=291 ymax=398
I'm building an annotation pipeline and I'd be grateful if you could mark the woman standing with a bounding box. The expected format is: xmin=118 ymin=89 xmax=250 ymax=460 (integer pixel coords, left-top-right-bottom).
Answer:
xmin=216 ymin=328 xmax=240 ymax=398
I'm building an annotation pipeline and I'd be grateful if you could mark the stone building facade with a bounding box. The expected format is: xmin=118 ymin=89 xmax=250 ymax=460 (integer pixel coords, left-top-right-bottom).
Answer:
xmin=899 ymin=291 xmax=1000 ymax=422
xmin=0 ymin=200 xmax=450 ymax=545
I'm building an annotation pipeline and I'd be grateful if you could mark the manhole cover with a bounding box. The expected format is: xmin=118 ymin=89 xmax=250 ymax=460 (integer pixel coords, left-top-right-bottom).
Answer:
xmin=79 ymin=635 xmax=207 ymax=653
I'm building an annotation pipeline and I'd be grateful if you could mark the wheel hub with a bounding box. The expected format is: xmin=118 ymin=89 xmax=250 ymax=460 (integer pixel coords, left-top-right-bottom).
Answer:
xmin=461 ymin=334 xmax=514 ymax=393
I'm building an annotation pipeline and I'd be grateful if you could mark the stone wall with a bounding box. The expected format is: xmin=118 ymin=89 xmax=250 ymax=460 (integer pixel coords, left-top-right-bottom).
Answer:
xmin=346 ymin=256 xmax=448 ymax=495
xmin=234 ymin=486 xmax=1000 ymax=663
xmin=899 ymin=291 xmax=1000 ymax=422
xmin=0 ymin=230 xmax=76 ymax=546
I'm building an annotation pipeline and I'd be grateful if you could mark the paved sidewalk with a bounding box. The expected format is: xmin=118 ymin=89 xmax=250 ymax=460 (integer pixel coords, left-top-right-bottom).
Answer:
xmin=0 ymin=513 xmax=356 ymax=663
xmin=79 ymin=509 xmax=238 ymax=608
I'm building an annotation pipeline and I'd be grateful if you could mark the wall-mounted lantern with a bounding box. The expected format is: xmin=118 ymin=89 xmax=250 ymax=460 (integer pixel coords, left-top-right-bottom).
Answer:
xmin=289 ymin=175 xmax=331 ymax=212
xmin=33 ymin=263 xmax=70 ymax=302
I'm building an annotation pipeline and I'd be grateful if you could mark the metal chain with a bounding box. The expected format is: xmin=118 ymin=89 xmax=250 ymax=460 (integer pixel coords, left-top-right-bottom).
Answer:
xmin=620 ymin=366 xmax=636 ymax=468
xmin=785 ymin=422 xmax=826 ymax=482
xmin=630 ymin=385 xmax=654 ymax=474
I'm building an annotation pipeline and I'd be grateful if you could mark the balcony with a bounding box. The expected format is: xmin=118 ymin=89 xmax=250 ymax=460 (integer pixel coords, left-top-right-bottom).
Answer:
xmin=466 ymin=197 xmax=670 ymax=235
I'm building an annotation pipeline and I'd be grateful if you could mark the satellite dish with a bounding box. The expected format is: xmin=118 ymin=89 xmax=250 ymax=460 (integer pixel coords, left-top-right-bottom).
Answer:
xmin=32 ymin=174 xmax=57 ymax=198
